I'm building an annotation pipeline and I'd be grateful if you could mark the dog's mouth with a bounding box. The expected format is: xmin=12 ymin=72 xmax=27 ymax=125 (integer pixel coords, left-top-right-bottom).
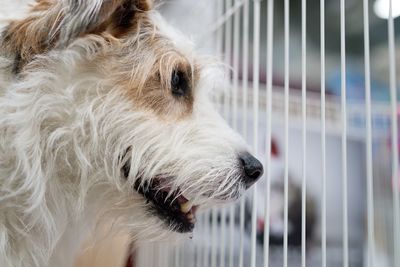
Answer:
xmin=121 ymin=153 xmax=198 ymax=233
xmin=133 ymin=178 xmax=199 ymax=233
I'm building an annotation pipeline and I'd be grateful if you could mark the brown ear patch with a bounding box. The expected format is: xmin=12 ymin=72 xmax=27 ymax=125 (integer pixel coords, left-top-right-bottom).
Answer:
xmin=89 ymin=0 xmax=154 ymax=38
xmin=1 ymin=0 xmax=154 ymax=72
xmin=135 ymin=0 xmax=153 ymax=11
xmin=1 ymin=0 xmax=60 ymax=72
xmin=101 ymin=0 xmax=148 ymax=37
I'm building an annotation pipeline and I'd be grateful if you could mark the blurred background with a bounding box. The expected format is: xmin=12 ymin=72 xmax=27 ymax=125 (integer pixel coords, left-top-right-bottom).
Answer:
xmin=74 ymin=0 xmax=400 ymax=266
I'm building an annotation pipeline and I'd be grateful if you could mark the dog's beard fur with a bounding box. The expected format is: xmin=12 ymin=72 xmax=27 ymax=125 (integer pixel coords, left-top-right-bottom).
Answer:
xmin=0 ymin=1 xmax=253 ymax=267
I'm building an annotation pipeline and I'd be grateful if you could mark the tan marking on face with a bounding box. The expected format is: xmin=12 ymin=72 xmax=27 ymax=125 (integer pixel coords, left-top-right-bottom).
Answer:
xmin=134 ymin=53 xmax=200 ymax=120
xmin=88 ymin=11 xmax=201 ymax=121
xmin=107 ymin=46 xmax=201 ymax=121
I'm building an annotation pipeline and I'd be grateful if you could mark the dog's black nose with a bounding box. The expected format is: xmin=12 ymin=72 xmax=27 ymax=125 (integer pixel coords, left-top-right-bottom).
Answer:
xmin=239 ymin=152 xmax=263 ymax=187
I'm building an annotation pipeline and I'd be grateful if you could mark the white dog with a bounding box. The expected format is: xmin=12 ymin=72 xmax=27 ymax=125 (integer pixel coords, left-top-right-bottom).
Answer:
xmin=0 ymin=1 xmax=263 ymax=266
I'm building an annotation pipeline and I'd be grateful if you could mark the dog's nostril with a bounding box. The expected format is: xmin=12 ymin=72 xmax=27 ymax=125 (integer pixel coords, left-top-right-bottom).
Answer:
xmin=248 ymin=169 xmax=262 ymax=180
xmin=239 ymin=152 xmax=264 ymax=187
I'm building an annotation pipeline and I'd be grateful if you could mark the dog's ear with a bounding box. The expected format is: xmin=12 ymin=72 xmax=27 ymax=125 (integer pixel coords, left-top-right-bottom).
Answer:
xmin=2 ymin=0 xmax=153 ymax=72
xmin=59 ymin=0 xmax=154 ymax=43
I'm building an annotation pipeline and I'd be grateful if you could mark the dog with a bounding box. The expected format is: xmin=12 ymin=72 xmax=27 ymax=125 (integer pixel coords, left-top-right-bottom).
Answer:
xmin=0 ymin=1 xmax=263 ymax=266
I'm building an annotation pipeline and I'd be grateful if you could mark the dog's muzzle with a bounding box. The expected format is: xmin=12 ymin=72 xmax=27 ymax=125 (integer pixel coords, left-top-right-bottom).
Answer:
xmin=121 ymin=150 xmax=263 ymax=234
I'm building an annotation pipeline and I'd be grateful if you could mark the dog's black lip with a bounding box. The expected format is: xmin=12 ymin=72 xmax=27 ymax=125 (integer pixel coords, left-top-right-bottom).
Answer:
xmin=133 ymin=179 xmax=195 ymax=233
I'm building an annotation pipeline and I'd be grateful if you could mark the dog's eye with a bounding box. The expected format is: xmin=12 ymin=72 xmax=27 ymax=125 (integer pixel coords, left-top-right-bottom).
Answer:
xmin=171 ymin=71 xmax=188 ymax=97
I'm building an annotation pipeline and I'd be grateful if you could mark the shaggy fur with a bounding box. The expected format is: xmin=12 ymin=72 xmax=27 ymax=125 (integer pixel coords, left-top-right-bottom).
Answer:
xmin=0 ymin=1 xmax=257 ymax=267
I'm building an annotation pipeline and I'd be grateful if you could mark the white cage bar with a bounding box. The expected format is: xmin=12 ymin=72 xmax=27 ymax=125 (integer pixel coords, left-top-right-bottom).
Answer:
xmin=320 ymin=0 xmax=327 ymax=266
xmin=250 ymin=1 xmax=261 ymax=267
xmin=283 ymin=0 xmax=290 ymax=266
xmin=341 ymin=0 xmax=349 ymax=266
xmin=363 ymin=0 xmax=375 ymax=266
xmin=301 ymin=0 xmax=307 ymax=266
xmin=263 ymin=0 xmax=274 ymax=266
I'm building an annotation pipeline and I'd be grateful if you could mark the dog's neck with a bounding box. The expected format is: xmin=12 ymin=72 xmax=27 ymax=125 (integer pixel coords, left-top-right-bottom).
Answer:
xmin=0 ymin=57 xmax=111 ymax=267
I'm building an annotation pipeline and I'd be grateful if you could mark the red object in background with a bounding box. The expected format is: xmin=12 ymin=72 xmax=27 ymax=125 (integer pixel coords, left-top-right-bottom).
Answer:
xmin=271 ymin=139 xmax=279 ymax=157
xmin=257 ymin=218 xmax=265 ymax=232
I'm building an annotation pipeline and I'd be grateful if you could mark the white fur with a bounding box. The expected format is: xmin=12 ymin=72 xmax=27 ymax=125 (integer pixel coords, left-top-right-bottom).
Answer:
xmin=0 ymin=2 xmax=250 ymax=267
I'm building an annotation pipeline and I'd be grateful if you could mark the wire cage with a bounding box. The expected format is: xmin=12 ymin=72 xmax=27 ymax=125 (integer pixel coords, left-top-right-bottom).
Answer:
xmin=134 ymin=0 xmax=400 ymax=266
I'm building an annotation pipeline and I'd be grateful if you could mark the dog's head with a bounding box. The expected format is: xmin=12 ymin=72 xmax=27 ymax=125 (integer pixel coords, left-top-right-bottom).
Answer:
xmin=2 ymin=0 xmax=263 ymax=237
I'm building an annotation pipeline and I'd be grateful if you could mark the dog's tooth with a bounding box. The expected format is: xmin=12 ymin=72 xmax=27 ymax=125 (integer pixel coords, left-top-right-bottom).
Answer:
xmin=180 ymin=201 xmax=192 ymax=213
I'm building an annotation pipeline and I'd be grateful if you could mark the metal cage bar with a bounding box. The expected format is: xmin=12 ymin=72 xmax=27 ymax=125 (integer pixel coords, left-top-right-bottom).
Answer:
xmin=388 ymin=1 xmax=400 ymax=267
xmin=263 ymin=0 xmax=274 ymax=266
xmin=239 ymin=1 xmax=250 ymax=267
xmin=320 ymin=0 xmax=327 ymax=266
xmin=363 ymin=1 xmax=375 ymax=266
xmin=283 ymin=0 xmax=290 ymax=266
xmin=250 ymin=1 xmax=261 ymax=267
xmin=341 ymin=0 xmax=349 ymax=266
xmin=301 ymin=0 xmax=307 ymax=266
